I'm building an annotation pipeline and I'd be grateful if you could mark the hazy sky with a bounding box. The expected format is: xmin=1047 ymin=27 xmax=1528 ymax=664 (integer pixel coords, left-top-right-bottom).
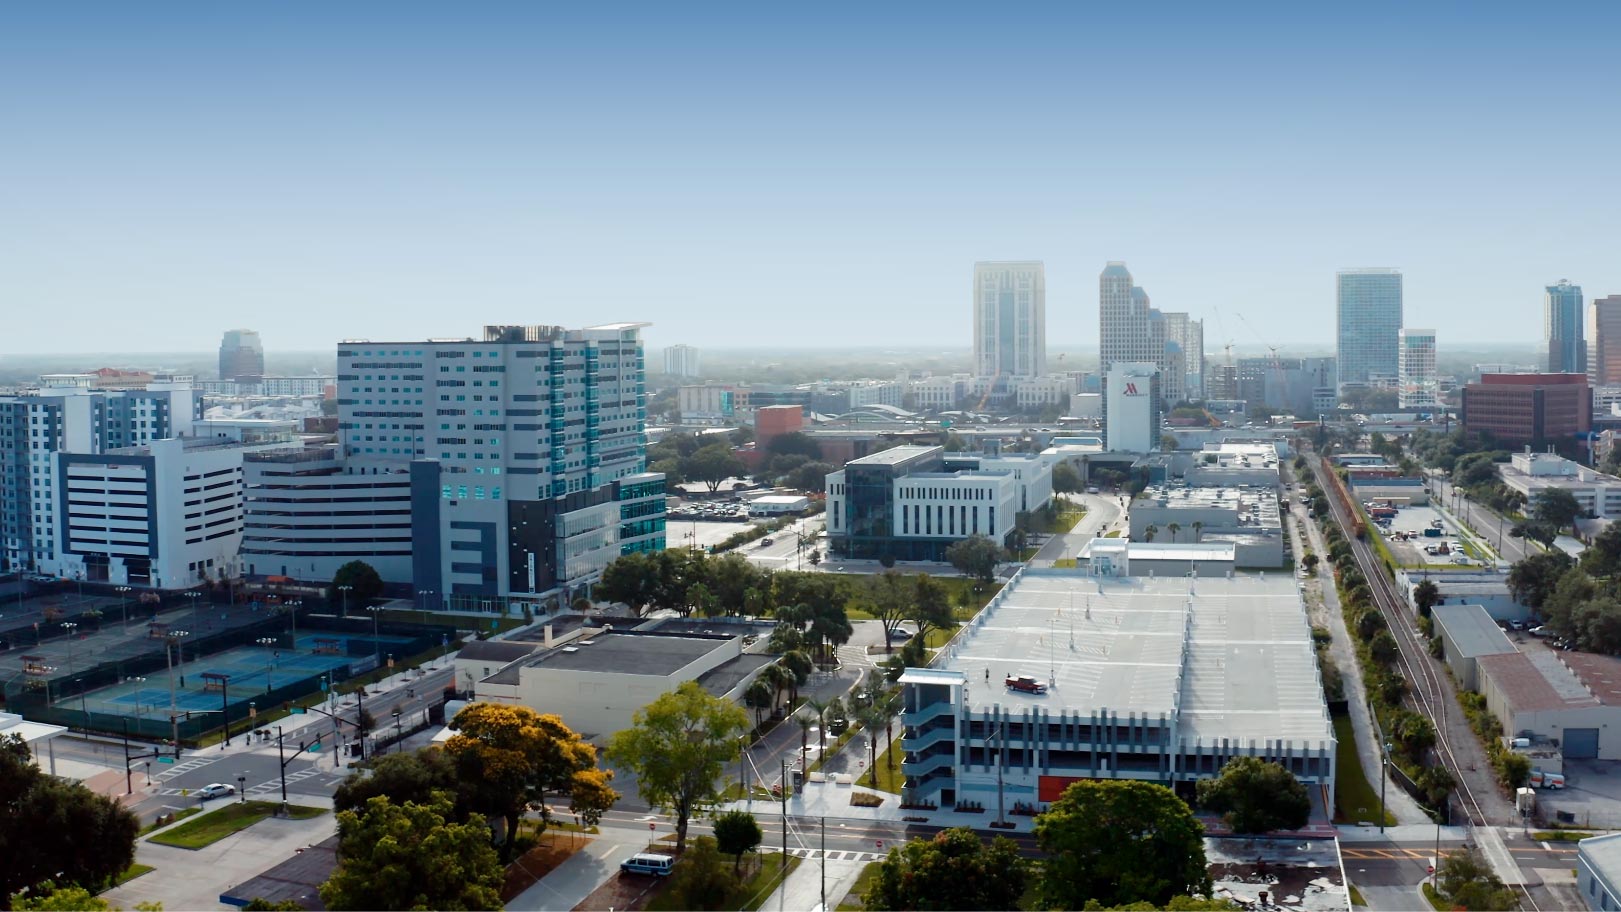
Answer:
xmin=4 ymin=3 xmax=1619 ymax=355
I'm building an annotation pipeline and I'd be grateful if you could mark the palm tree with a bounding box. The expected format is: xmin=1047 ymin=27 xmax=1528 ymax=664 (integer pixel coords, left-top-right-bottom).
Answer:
xmin=782 ymin=650 xmax=813 ymax=705
xmin=794 ymin=712 xmax=815 ymax=771
xmin=1167 ymin=521 xmax=1182 ymax=543
xmin=745 ymin=679 xmax=774 ymax=728
xmin=762 ymin=664 xmax=793 ymax=717
xmin=1191 ymin=520 xmax=1204 ymax=542
xmin=857 ymin=702 xmax=889 ymax=788
xmin=805 ymin=697 xmax=830 ymax=755
xmin=1144 ymin=524 xmax=1159 ymax=543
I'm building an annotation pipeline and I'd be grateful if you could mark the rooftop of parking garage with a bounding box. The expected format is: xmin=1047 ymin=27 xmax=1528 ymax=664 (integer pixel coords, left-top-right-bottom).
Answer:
xmin=932 ymin=569 xmax=1333 ymax=745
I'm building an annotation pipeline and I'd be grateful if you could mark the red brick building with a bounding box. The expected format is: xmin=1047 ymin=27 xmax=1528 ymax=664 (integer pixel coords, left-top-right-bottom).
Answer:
xmin=1460 ymin=373 xmax=1590 ymax=446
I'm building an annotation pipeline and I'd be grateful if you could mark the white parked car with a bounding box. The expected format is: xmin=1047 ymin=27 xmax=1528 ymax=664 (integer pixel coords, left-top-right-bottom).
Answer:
xmin=196 ymin=783 xmax=236 ymax=799
xmin=1529 ymin=625 xmax=1554 ymax=638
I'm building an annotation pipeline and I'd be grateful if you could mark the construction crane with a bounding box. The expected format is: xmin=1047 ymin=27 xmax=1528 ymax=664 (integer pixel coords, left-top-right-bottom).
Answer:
xmin=1236 ymin=312 xmax=1282 ymax=368
xmin=1209 ymin=306 xmax=1236 ymax=370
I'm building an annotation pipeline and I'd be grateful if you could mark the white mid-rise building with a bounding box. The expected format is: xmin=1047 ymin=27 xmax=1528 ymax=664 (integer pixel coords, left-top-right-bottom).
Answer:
xmin=1398 ymin=328 xmax=1438 ymax=409
xmin=337 ymin=324 xmax=665 ymax=610
xmin=1499 ymin=449 xmax=1621 ymax=519
xmin=53 ymin=436 xmax=282 ymax=588
xmin=1103 ymin=363 xmax=1161 ymax=453
xmin=663 ymin=344 xmax=702 ymax=379
xmin=240 ymin=444 xmax=414 ymax=585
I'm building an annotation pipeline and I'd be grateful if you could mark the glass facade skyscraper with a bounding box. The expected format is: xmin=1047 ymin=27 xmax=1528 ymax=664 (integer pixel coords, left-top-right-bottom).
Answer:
xmin=1335 ymin=268 xmax=1403 ymax=390
xmin=1545 ymin=280 xmax=1586 ymax=375
xmin=973 ymin=261 xmax=1045 ymax=381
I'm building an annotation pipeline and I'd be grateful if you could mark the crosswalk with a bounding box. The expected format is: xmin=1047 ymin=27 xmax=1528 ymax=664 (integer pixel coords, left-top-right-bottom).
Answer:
xmin=153 ymin=756 xmax=218 ymax=781
xmin=775 ymin=847 xmax=885 ymax=862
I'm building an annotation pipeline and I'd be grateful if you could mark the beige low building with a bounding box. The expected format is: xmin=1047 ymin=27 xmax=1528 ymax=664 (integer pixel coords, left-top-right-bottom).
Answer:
xmin=1477 ymin=651 xmax=1621 ymax=760
xmin=473 ymin=629 xmax=777 ymax=741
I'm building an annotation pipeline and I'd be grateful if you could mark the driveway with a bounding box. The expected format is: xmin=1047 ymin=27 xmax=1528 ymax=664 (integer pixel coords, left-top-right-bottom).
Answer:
xmin=1030 ymin=493 xmax=1120 ymax=566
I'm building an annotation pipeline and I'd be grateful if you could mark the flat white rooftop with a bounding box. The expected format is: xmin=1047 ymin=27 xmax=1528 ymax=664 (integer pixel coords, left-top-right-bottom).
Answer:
xmin=936 ymin=569 xmax=1332 ymax=745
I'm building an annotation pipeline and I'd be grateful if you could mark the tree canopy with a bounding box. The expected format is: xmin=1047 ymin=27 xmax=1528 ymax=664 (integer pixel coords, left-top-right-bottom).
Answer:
xmin=333 ymin=746 xmax=464 ymax=819
xmin=319 ymin=794 xmax=503 ymax=912
xmin=861 ymin=827 xmax=1027 ymax=912
xmin=606 ymin=681 xmax=748 ymax=852
xmin=944 ymin=536 xmax=1005 ymax=585
xmin=1195 ymin=757 xmax=1311 ymax=835
xmin=330 ymin=560 xmax=384 ymax=612
xmin=1034 ymin=780 xmax=1210 ymax=909
xmin=443 ymin=703 xmax=617 ymax=851
xmin=684 ymin=443 xmax=746 ymax=492
xmin=711 ymin=810 xmax=763 ymax=874
xmin=0 ymin=736 xmax=139 ymax=904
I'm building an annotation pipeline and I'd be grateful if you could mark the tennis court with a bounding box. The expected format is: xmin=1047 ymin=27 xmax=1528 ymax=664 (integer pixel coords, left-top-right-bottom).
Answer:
xmin=56 ymin=632 xmax=417 ymax=719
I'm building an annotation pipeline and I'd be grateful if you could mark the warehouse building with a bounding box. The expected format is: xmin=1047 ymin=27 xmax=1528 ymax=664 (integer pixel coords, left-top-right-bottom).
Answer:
xmin=1128 ymin=484 xmax=1284 ymax=569
xmin=472 ymin=628 xmax=777 ymax=741
xmin=898 ymin=568 xmax=1335 ymax=814
xmin=1430 ymin=604 xmax=1518 ymax=690
xmin=1476 ymin=650 xmax=1621 ymax=760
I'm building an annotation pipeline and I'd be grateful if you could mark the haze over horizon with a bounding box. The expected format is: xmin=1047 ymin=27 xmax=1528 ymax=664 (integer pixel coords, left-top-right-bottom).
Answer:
xmin=4 ymin=4 xmax=1618 ymax=353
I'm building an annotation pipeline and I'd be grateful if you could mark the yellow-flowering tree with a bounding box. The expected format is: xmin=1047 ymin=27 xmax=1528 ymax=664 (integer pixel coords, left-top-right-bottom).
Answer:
xmin=443 ymin=703 xmax=618 ymax=853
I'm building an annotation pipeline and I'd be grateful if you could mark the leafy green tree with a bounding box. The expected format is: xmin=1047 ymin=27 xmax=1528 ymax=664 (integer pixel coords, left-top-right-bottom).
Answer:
xmin=765 ymin=432 xmax=824 ymax=460
xmin=334 ymin=746 xmax=464 ymax=818
xmin=1435 ymin=849 xmax=1520 ymax=911
xmin=595 ymin=551 xmax=661 ymax=616
xmin=661 ymin=836 xmax=737 ymax=911
xmin=712 ymin=810 xmax=762 ymax=874
xmin=787 ymin=461 xmax=834 ymax=494
xmin=1584 ymin=522 xmax=1621 ymax=578
xmin=1494 ymin=751 xmax=1531 ymax=791
xmin=319 ymin=794 xmax=503 ymax=912
xmin=865 ymin=570 xmax=913 ymax=652
xmin=1508 ymin=549 xmax=1575 ymax=612
xmin=862 ymin=827 xmax=1027 ymax=912
xmin=330 ymin=560 xmax=384 ymax=613
xmin=1052 ymin=461 xmax=1083 ymax=493
xmin=944 ymin=536 xmax=1005 ymax=585
xmin=1034 ymin=780 xmax=1210 ymax=910
xmin=0 ymin=735 xmax=139 ymax=902
xmin=242 ymin=901 xmax=306 ymax=911
xmin=1079 ymin=898 xmax=1240 ymax=911
xmin=8 ymin=885 xmax=111 ymax=911
xmin=1195 ymin=757 xmax=1310 ymax=835
xmin=1369 ymin=630 xmax=1400 ymax=667
xmin=909 ymin=574 xmax=956 ymax=642
xmin=443 ymin=703 xmax=618 ymax=851
xmin=1412 ymin=579 xmax=1441 ymax=619
xmin=1533 ymin=487 xmax=1583 ymax=534
xmin=683 ymin=443 xmax=746 ymax=492
xmin=607 ymin=681 xmax=749 ymax=852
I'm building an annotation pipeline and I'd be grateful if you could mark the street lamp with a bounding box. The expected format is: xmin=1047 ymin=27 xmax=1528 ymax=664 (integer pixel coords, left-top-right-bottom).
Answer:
xmin=237 ymin=773 xmax=246 ymax=804
xmin=391 ymin=707 xmax=402 ymax=753
xmin=285 ymin=599 xmax=302 ymax=650
xmin=417 ymin=589 xmax=435 ymax=623
xmin=164 ymin=629 xmax=191 ymax=756
xmin=256 ymin=637 xmax=277 ymax=693
xmin=338 ymin=585 xmax=353 ymax=618
xmin=127 ymin=676 xmax=147 ymax=724
xmin=115 ymin=586 xmax=131 ymax=630
xmin=60 ymin=621 xmax=78 ymax=673
xmin=367 ymin=606 xmax=383 ymax=666
xmin=183 ymin=590 xmax=201 ymax=628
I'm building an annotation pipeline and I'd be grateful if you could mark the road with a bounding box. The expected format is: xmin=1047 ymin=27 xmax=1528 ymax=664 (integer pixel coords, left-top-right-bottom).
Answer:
xmin=1427 ymin=474 xmax=1531 ymax=566
xmin=1030 ymin=493 xmax=1121 ymax=565
xmin=742 ymin=515 xmax=828 ymax=570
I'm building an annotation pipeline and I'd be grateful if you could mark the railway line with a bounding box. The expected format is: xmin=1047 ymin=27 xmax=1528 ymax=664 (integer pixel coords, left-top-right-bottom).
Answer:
xmin=1307 ymin=450 xmax=1540 ymax=910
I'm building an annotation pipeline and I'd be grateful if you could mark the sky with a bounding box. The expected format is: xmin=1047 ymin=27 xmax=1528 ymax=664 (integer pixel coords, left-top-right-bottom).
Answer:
xmin=3 ymin=3 xmax=1619 ymax=355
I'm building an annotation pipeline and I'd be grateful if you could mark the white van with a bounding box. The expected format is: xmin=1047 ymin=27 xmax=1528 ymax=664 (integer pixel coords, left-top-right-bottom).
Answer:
xmin=621 ymin=853 xmax=676 ymax=876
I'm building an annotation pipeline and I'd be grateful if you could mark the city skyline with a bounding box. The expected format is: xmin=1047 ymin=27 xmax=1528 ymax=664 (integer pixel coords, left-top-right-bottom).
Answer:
xmin=4 ymin=5 xmax=1621 ymax=353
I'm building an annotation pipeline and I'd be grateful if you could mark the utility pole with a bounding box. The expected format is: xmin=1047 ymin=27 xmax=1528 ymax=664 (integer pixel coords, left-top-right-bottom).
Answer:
xmin=780 ymin=758 xmax=788 ymax=870
xmin=820 ymin=816 xmax=827 ymax=911
xmin=994 ymin=720 xmax=1007 ymax=827
xmin=121 ymin=718 xmax=133 ymax=795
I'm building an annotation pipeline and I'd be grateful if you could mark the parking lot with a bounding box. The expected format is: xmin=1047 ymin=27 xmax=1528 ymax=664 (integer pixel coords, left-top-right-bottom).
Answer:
xmin=1372 ymin=503 xmax=1484 ymax=568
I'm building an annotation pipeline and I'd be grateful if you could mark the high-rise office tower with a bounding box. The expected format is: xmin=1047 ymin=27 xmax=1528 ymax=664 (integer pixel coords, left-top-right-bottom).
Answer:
xmin=1545 ymin=280 xmax=1586 ymax=374
xmin=1335 ymin=269 xmax=1403 ymax=391
xmin=219 ymin=329 xmax=265 ymax=382
xmin=973 ymin=262 xmax=1046 ymax=379
xmin=1161 ymin=312 xmax=1205 ymax=399
xmin=1398 ymin=328 xmax=1438 ymax=409
xmin=663 ymin=344 xmax=702 ymax=378
xmin=1588 ymin=295 xmax=1621 ymax=387
xmin=336 ymin=323 xmax=665 ymax=609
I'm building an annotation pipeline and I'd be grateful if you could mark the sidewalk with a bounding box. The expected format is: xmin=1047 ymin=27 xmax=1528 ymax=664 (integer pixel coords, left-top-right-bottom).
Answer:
xmin=757 ymin=852 xmax=869 ymax=912
xmin=725 ymin=779 xmax=1038 ymax=833
xmin=505 ymin=838 xmax=640 ymax=911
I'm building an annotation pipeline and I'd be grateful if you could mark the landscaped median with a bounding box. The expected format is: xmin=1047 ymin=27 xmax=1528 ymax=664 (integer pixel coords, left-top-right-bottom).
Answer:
xmin=148 ymin=800 xmax=327 ymax=849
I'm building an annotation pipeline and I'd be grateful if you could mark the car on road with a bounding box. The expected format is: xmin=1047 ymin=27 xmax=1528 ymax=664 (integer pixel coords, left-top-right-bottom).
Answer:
xmin=1508 ymin=620 xmax=1527 ymax=631
xmin=759 ymin=537 xmax=774 ymax=547
xmin=196 ymin=783 xmax=236 ymax=799
xmin=1529 ymin=625 xmax=1554 ymax=637
xmin=620 ymin=854 xmax=676 ymax=876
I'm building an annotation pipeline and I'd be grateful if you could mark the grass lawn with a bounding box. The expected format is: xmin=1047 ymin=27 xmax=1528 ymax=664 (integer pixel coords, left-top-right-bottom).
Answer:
xmin=149 ymin=801 xmax=326 ymax=849
xmin=1332 ymin=716 xmax=1395 ymax=826
xmin=1421 ymin=883 xmax=1448 ymax=910
xmin=835 ymin=860 xmax=883 ymax=910
xmin=1533 ymin=829 xmax=1598 ymax=842
xmin=1029 ymin=504 xmax=1086 ymax=535
xmin=139 ymin=806 xmax=199 ymax=836
xmin=869 ymin=736 xmax=904 ymax=794
xmin=645 ymin=855 xmax=803 ymax=912
xmin=112 ymin=863 xmax=154 ymax=887
xmin=807 ymin=730 xmax=857 ymax=775
xmin=1348 ymin=883 xmax=1368 ymax=908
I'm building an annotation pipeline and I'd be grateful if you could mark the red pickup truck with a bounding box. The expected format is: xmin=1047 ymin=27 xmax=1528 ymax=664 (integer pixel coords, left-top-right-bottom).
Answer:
xmin=1005 ymin=674 xmax=1048 ymax=694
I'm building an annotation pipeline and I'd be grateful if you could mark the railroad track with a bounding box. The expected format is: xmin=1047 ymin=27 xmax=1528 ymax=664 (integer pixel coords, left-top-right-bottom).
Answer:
xmin=1307 ymin=450 xmax=1541 ymax=911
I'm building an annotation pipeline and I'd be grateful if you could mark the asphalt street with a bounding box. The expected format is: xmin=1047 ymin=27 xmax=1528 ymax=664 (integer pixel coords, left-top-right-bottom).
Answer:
xmin=1030 ymin=492 xmax=1122 ymax=565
